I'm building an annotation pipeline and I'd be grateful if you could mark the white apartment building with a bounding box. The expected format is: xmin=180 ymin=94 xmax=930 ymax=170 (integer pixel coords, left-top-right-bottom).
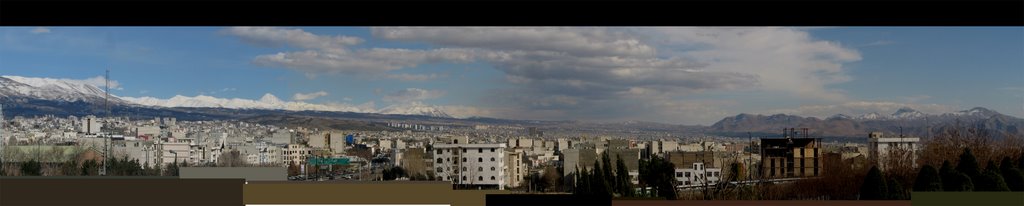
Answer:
xmin=80 ymin=116 xmax=101 ymax=134
xmin=867 ymin=132 xmax=920 ymax=170
xmin=505 ymin=150 xmax=527 ymax=188
xmin=286 ymin=144 xmax=312 ymax=164
xmin=674 ymin=162 xmax=722 ymax=187
xmin=433 ymin=142 xmax=507 ymax=190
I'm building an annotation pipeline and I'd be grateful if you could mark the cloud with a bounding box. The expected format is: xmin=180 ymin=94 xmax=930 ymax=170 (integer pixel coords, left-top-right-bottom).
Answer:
xmin=762 ymin=101 xmax=957 ymax=118
xmin=30 ymin=27 xmax=50 ymax=34
xmin=863 ymin=40 xmax=896 ymax=47
xmin=221 ymin=88 xmax=237 ymax=92
xmin=382 ymin=73 xmax=447 ymax=81
xmin=233 ymin=27 xmax=863 ymax=123
xmin=292 ymin=91 xmax=329 ymax=101
xmin=222 ymin=27 xmax=362 ymax=51
xmin=382 ymin=88 xmax=445 ymax=103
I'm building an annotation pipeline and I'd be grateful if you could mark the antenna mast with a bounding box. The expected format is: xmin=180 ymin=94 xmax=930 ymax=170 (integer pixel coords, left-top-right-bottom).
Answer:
xmin=101 ymin=69 xmax=110 ymax=176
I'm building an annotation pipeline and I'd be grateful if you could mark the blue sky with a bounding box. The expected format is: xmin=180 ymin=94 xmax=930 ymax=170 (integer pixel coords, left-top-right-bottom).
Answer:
xmin=1 ymin=27 xmax=1022 ymax=125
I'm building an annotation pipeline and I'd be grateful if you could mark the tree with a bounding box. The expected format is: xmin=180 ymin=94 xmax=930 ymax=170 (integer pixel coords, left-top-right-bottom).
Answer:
xmin=860 ymin=166 xmax=887 ymax=200
xmin=956 ymin=148 xmax=981 ymax=178
xmin=60 ymin=160 xmax=80 ymax=176
xmin=163 ymin=162 xmax=179 ymax=176
xmin=886 ymin=176 xmax=907 ymax=200
xmin=0 ymin=157 xmax=5 ymax=176
xmin=913 ymin=165 xmax=943 ymax=191
xmin=614 ymin=154 xmax=634 ymax=197
xmin=591 ymin=159 xmax=612 ymax=197
xmin=975 ymin=170 xmax=1010 ymax=191
xmin=1000 ymin=157 xmax=1024 ymax=191
xmin=217 ymin=150 xmax=247 ymax=167
xmin=287 ymin=161 xmax=300 ymax=177
xmin=81 ymin=159 xmax=99 ymax=176
xmin=600 ymin=152 xmax=613 ymax=188
xmin=542 ymin=165 xmax=562 ymax=192
xmin=728 ymin=162 xmax=746 ymax=182
xmin=20 ymin=160 xmax=41 ymax=176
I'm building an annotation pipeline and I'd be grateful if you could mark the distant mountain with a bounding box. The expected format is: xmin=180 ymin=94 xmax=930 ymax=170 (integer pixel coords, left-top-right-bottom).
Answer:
xmin=0 ymin=75 xmax=450 ymax=118
xmin=710 ymin=107 xmax=1024 ymax=139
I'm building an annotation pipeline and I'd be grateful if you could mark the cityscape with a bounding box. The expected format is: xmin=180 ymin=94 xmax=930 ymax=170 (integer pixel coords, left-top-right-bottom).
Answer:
xmin=1 ymin=27 xmax=1023 ymax=205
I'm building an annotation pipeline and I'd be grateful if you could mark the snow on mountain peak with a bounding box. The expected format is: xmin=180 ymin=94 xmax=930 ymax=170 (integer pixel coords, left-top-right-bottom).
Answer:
xmin=0 ymin=75 xmax=121 ymax=103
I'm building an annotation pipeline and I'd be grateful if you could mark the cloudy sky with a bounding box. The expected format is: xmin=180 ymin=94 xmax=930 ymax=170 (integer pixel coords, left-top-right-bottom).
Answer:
xmin=1 ymin=27 xmax=1022 ymax=125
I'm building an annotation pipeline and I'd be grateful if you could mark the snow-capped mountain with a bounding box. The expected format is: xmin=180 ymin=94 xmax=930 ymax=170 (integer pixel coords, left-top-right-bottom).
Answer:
xmin=857 ymin=112 xmax=889 ymax=120
xmin=120 ymin=94 xmax=372 ymax=113
xmin=827 ymin=114 xmax=852 ymax=120
xmin=0 ymin=75 xmax=126 ymax=104
xmin=378 ymin=102 xmax=452 ymax=118
xmin=891 ymin=107 xmax=925 ymax=119
xmin=952 ymin=107 xmax=998 ymax=118
xmin=1 ymin=75 xmax=453 ymax=118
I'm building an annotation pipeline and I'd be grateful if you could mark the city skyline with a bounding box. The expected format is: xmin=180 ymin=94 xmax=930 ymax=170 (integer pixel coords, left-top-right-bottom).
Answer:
xmin=2 ymin=27 xmax=1022 ymax=125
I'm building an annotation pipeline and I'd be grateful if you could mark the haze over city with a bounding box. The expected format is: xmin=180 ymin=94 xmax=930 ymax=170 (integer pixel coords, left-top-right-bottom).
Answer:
xmin=2 ymin=27 xmax=1022 ymax=125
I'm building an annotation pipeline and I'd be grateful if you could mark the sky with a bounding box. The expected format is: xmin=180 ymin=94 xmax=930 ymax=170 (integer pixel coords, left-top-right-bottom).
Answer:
xmin=1 ymin=27 xmax=1022 ymax=125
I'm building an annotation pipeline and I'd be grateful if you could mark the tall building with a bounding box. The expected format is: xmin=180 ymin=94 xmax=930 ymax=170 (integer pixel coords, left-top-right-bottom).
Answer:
xmin=760 ymin=128 xmax=822 ymax=179
xmin=81 ymin=116 xmax=102 ymax=134
xmin=433 ymin=142 xmax=507 ymax=190
xmin=867 ymin=132 xmax=920 ymax=171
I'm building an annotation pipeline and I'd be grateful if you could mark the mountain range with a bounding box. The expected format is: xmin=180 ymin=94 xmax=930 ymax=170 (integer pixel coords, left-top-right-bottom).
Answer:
xmin=2 ymin=75 xmax=1022 ymax=139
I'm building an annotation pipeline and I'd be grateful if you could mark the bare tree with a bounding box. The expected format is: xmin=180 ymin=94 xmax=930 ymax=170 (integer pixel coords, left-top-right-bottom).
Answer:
xmin=216 ymin=150 xmax=248 ymax=167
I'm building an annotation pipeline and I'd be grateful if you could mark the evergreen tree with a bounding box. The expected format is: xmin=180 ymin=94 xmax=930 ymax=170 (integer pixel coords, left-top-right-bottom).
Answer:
xmin=81 ymin=159 xmax=98 ymax=176
xmin=975 ymin=170 xmax=1010 ymax=191
xmin=913 ymin=165 xmax=943 ymax=191
xmin=1000 ymin=157 xmax=1024 ymax=191
xmin=939 ymin=160 xmax=961 ymax=191
xmin=950 ymin=173 xmax=975 ymax=191
xmin=591 ymin=159 xmax=611 ymax=197
xmin=600 ymin=152 xmax=613 ymax=188
xmin=0 ymin=157 xmax=5 ymax=176
xmin=956 ymin=148 xmax=981 ymax=178
xmin=615 ymin=154 xmax=634 ymax=197
xmin=860 ymin=166 xmax=887 ymax=200
xmin=20 ymin=160 xmax=42 ymax=176
xmin=887 ymin=176 xmax=907 ymax=200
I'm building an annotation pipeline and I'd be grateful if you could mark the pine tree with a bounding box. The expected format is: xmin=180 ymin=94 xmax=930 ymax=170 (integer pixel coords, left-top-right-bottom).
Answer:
xmin=1000 ymin=157 xmax=1024 ymax=191
xmin=860 ymin=166 xmax=887 ymax=200
xmin=20 ymin=160 xmax=42 ymax=176
xmin=956 ymin=148 xmax=981 ymax=178
xmin=913 ymin=165 xmax=943 ymax=191
xmin=887 ymin=176 xmax=907 ymax=200
xmin=939 ymin=160 xmax=961 ymax=191
xmin=615 ymin=154 xmax=634 ymax=197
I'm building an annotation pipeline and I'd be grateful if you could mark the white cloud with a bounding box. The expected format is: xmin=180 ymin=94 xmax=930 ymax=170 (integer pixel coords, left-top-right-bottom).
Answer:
xmin=30 ymin=27 xmax=50 ymax=34
xmin=221 ymin=88 xmax=237 ymax=92
xmin=382 ymin=73 xmax=447 ymax=81
xmin=121 ymin=93 xmax=374 ymax=113
xmin=231 ymin=27 xmax=864 ymax=123
xmin=382 ymin=88 xmax=445 ymax=103
xmin=223 ymin=27 xmax=362 ymax=51
xmin=292 ymin=91 xmax=329 ymax=101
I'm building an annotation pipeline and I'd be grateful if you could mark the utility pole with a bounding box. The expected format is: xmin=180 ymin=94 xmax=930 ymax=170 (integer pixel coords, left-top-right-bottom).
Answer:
xmin=100 ymin=69 xmax=110 ymax=176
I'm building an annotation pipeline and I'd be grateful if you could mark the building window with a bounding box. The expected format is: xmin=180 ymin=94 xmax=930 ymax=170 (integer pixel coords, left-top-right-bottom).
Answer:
xmin=491 ymin=176 xmax=496 ymax=180
xmin=676 ymin=172 xmax=683 ymax=177
xmin=479 ymin=148 xmax=483 ymax=153
xmin=462 ymin=176 xmax=466 ymax=181
xmin=454 ymin=140 xmax=459 ymax=144
xmin=491 ymin=148 xmax=495 ymax=152
xmin=491 ymin=167 xmax=496 ymax=171
xmin=462 ymin=167 xmax=467 ymax=171
xmin=490 ymin=157 xmax=495 ymax=162
xmin=437 ymin=150 xmax=443 ymax=155
xmin=463 ymin=157 xmax=467 ymax=162
xmin=478 ymin=157 xmax=483 ymax=162
xmin=437 ymin=158 xmax=443 ymax=163
xmin=685 ymin=172 xmax=690 ymax=177
xmin=437 ymin=167 xmax=443 ymax=173
xmin=463 ymin=148 xmax=467 ymax=153
xmin=446 ymin=158 xmax=450 ymax=162
xmin=478 ymin=167 xmax=483 ymax=172
xmin=479 ymin=176 xmax=483 ymax=181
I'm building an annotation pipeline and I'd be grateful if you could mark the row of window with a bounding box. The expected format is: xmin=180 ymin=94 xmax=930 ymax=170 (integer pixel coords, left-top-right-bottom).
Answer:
xmin=441 ymin=175 xmax=499 ymax=182
xmin=436 ymin=157 xmax=497 ymax=163
xmin=675 ymin=171 xmax=721 ymax=177
xmin=437 ymin=166 xmax=498 ymax=172
xmin=436 ymin=148 xmax=498 ymax=154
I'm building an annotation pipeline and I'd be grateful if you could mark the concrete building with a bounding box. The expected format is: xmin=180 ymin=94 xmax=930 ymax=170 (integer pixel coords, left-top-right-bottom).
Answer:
xmin=328 ymin=132 xmax=346 ymax=154
xmin=760 ymin=128 xmax=822 ymax=179
xmin=867 ymin=132 xmax=920 ymax=171
xmin=433 ymin=143 xmax=507 ymax=190
xmin=675 ymin=162 xmax=722 ymax=187
xmin=505 ymin=150 xmax=527 ymax=188
xmin=80 ymin=116 xmax=101 ymax=134
xmin=285 ymin=144 xmax=312 ymax=164
xmin=561 ymin=148 xmax=597 ymax=173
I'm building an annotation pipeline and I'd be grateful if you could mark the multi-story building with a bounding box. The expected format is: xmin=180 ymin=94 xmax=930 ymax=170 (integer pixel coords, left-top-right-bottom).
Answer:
xmin=760 ymin=128 xmax=822 ymax=179
xmin=867 ymin=132 xmax=920 ymax=171
xmin=505 ymin=150 xmax=527 ymax=188
xmin=675 ymin=162 xmax=722 ymax=187
xmin=433 ymin=141 xmax=507 ymax=190
xmin=285 ymin=144 xmax=312 ymax=164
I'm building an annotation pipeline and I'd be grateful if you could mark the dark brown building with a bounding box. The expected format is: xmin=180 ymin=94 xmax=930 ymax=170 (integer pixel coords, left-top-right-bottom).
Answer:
xmin=760 ymin=128 xmax=822 ymax=179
